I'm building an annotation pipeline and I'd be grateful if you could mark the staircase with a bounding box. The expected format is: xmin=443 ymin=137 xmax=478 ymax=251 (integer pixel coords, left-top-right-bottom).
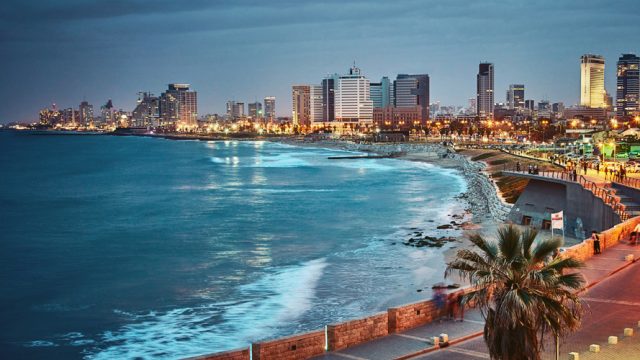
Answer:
xmin=579 ymin=176 xmax=631 ymax=221
xmin=609 ymin=183 xmax=640 ymax=219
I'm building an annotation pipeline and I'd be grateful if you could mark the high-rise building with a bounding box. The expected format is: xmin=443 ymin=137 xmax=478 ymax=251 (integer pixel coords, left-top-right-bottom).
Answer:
xmin=580 ymin=54 xmax=606 ymax=109
xmin=292 ymin=85 xmax=311 ymax=127
xmin=226 ymin=101 xmax=245 ymax=119
xmin=309 ymin=85 xmax=323 ymax=125
xmin=79 ymin=101 xmax=94 ymax=125
xmin=394 ymin=74 xmax=430 ymax=122
xmin=525 ymin=99 xmax=535 ymax=112
xmin=552 ymin=102 xmax=565 ymax=118
xmin=159 ymin=84 xmax=197 ymax=127
xmin=370 ymin=76 xmax=391 ymax=108
xmin=537 ymin=100 xmax=551 ymax=119
xmin=322 ymin=75 xmax=338 ymax=122
xmin=100 ymin=99 xmax=115 ymax=125
xmin=477 ymin=63 xmax=494 ymax=118
xmin=263 ymin=97 xmax=276 ymax=120
xmin=248 ymin=102 xmax=263 ymax=119
xmin=616 ymin=53 xmax=640 ymax=119
xmin=334 ymin=65 xmax=373 ymax=124
xmin=132 ymin=92 xmax=159 ymax=127
xmin=506 ymin=84 xmax=525 ymax=109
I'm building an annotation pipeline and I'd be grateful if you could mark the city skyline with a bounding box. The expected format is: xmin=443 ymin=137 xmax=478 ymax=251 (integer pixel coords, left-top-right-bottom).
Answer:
xmin=2 ymin=0 xmax=640 ymax=123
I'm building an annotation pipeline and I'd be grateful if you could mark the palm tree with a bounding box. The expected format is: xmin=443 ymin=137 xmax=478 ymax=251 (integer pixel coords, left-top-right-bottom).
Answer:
xmin=446 ymin=225 xmax=584 ymax=360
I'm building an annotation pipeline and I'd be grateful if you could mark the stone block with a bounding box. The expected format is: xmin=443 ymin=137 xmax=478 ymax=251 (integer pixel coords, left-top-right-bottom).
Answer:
xmin=625 ymin=254 xmax=634 ymax=261
xmin=608 ymin=336 xmax=618 ymax=344
xmin=431 ymin=337 xmax=439 ymax=346
xmin=624 ymin=328 xmax=634 ymax=336
xmin=568 ymin=352 xmax=579 ymax=360
xmin=589 ymin=344 xmax=600 ymax=352
xmin=439 ymin=333 xmax=449 ymax=343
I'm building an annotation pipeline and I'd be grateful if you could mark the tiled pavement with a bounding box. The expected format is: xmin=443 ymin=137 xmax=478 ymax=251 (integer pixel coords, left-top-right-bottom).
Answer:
xmin=313 ymin=242 xmax=640 ymax=360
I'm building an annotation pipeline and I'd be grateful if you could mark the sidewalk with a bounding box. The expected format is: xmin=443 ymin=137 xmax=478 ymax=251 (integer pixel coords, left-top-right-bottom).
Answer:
xmin=312 ymin=241 xmax=640 ymax=360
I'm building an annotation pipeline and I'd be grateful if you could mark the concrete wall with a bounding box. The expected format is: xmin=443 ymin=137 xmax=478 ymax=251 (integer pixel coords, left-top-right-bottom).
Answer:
xmin=326 ymin=312 xmax=389 ymax=351
xmin=251 ymin=330 xmax=325 ymax=360
xmin=509 ymin=178 xmax=621 ymax=236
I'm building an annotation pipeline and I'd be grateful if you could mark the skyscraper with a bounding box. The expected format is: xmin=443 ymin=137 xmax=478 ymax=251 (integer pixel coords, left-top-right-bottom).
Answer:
xmin=292 ymin=85 xmax=311 ymax=127
xmin=79 ymin=101 xmax=93 ymax=126
xmin=226 ymin=101 xmax=245 ymax=119
xmin=370 ymin=76 xmax=391 ymax=108
xmin=159 ymin=84 xmax=197 ymax=127
xmin=248 ymin=102 xmax=263 ymax=119
xmin=263 ymin=97 xmax=276 ymax=120
xmin=309 ymin=85 xmax=323 ymax=125
xmin=321 ymin=75 xmax=337 ymax=122
xmin=334 ymin=65 xmax=373 ymax=124
xmin=506 ymin=84 xmax=525 ymax=109
xmin=616 ymin=53 xmax=640 ymax=119
xmin=132 ymin=92 xmax=159 ymax=127
xmin=580 ymin=54 xmax=606 ymax=109
xmin=477 ymin=63 xmax=494 ymax=118
xmin=394 ymin=74 xmax=430 ymax=122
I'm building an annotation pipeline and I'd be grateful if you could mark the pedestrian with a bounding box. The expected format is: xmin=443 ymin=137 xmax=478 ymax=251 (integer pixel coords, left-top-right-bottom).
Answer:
xmin=456 ymin=293 xmax=465 ymax=321
xmin=591 ymin=231 xmax=601 ymax=254
xmin=516 ymin=161 xmax=521 ymax=172
xmin=447 ymin=293 xmax=458 ymax=320
xmin=631 ymin=223 xmax=640 ymax=245
xmin=433 ymin=287 xmax=446 ymax=322
xmin=596 ymin=163 xmax=600 ymax=174
xmin=604 ymin=167 xmax=609 ymax=180
xmin=583 ymin=162 xmax=588 ymax=175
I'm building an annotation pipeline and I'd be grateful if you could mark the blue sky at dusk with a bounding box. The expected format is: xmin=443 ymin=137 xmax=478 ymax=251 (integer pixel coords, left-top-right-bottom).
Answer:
xmin=1 ymin=0 xmax=639 ymax=123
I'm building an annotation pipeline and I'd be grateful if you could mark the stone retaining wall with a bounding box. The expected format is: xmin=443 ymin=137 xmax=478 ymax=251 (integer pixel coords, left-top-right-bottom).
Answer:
xmin=184 ymin=348 xmax=249 ymax=360
xmin=562 ymin=216 xmax=640 ymax=262
xmin=251 ymin=330 xmax=326 ymax=360
xmin=326 ymin=312 xmax=389 ymax=351
xmin=388 ymin=299 xmax=442 ymax=333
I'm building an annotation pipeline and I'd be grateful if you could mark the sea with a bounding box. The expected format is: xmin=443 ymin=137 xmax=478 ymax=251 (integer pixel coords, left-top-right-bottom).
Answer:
xmin=0 ymin=131 xmax=467 ymax=359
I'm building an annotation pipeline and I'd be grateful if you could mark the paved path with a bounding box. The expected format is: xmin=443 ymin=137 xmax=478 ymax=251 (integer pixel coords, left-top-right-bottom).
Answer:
xmin=313 ymin=241 xmax=640 ymax=360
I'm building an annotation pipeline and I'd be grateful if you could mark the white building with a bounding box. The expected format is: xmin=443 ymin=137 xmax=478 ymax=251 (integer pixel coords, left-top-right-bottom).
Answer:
xmin=309 ymin=85 xmax=323 ymax=125
xmin=580 ymin=54 xmax=606 ymax=109
xmin=334 ymin=65 xmax=373 ymax=124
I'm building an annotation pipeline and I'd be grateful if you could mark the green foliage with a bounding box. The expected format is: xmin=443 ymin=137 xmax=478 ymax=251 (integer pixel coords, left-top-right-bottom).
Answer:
xmin=446 ymin=225 xmax=585 ymax=360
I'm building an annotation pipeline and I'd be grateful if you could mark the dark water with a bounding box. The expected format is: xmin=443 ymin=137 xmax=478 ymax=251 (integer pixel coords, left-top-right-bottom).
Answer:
xmin=0 ymin=131 xmax=467 ymax=359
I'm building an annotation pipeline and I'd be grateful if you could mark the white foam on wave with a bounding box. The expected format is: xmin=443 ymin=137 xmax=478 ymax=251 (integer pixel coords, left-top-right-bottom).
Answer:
xmin=86 ymin=258 xmax=328 ymax=360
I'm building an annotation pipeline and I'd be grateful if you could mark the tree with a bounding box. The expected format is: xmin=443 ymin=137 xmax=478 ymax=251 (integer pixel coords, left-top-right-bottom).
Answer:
xmin=446 ymin=225 xmax=584 ymax=360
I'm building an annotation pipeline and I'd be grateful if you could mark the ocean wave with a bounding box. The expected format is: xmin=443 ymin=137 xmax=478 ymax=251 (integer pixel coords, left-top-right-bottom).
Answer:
xmin=85 ymin=258 xmax=328 ymax=360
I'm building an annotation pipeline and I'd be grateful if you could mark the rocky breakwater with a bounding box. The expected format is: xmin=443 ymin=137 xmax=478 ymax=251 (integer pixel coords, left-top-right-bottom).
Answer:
xmin=448 ymin=152 xmax=512 ymax=222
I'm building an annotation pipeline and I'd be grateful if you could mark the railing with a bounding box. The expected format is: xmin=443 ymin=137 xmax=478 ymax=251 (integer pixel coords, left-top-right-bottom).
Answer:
xmin=616 ymin=176 xmax=640 ymax=190
xmin=502 ymin=167 xmax=630 ymax=221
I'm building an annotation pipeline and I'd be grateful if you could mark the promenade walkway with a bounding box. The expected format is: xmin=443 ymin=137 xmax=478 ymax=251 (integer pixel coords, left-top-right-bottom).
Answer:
xmin=312 ymin=241 xmax=640 ymax=360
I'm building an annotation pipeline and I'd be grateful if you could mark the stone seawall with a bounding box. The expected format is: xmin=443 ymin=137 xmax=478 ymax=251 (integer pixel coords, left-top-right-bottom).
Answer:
xmin=562 ymin=216 xmax=640 ymax=262
xmin=186 ymin=287 xmax=472 ymax=360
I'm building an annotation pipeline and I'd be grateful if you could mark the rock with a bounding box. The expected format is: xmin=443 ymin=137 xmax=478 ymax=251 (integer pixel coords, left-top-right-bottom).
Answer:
xmin=437 ymin=224 xmax=453 ymax=229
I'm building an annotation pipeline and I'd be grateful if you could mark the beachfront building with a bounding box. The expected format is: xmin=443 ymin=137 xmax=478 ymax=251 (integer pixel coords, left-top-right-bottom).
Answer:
xmin=226 ymin=101 xmax=245 ymax=120
xmin=292 ymin=85 xmax=311 ymax=128
xmin=334 ymin=65 xmax=373 ymax=127
xmin=159 ymin=84 xmax=198 ymax=129
xmin=79 ymin=101 xmax=94 ymax=126
xmin=370 ymin=76 xmax=392 ymax=108
xmin=506 ymin=84 xmax=525 ymax=110
xmin=394 ymin=74 xmax=430 ymax=124
xmin=132 ymin=92 xmax=159 ymax=128
xmin=580 ymin=54 xmax=606 ymax=109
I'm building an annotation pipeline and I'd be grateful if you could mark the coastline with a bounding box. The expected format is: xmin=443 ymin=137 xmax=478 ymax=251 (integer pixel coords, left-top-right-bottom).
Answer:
xmin=272 ymin=138 xmax=511 ymax=282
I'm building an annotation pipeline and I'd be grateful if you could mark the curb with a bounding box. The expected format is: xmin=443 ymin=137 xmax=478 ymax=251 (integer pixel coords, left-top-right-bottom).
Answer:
xmin=580 ymin=256 xmax=638 ymax=293
xmin=394 ymin=331 xmax=484 ymax=360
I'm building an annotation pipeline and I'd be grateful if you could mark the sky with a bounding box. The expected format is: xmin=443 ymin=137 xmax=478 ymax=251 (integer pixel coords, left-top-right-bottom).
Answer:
xmin=1 ymin=0 xmax=639 ymax=123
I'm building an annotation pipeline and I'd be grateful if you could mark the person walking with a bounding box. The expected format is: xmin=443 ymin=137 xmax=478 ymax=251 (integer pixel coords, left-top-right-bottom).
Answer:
xmin=456 ymin=293 xmax=464 ymax=321
xmin=583 ymin=162 xmax=588 ymax=175
xmin=591 ymin=231 xmax=601 ymax=254
xmin=631 ymin=223 xmax=640 ymax=245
